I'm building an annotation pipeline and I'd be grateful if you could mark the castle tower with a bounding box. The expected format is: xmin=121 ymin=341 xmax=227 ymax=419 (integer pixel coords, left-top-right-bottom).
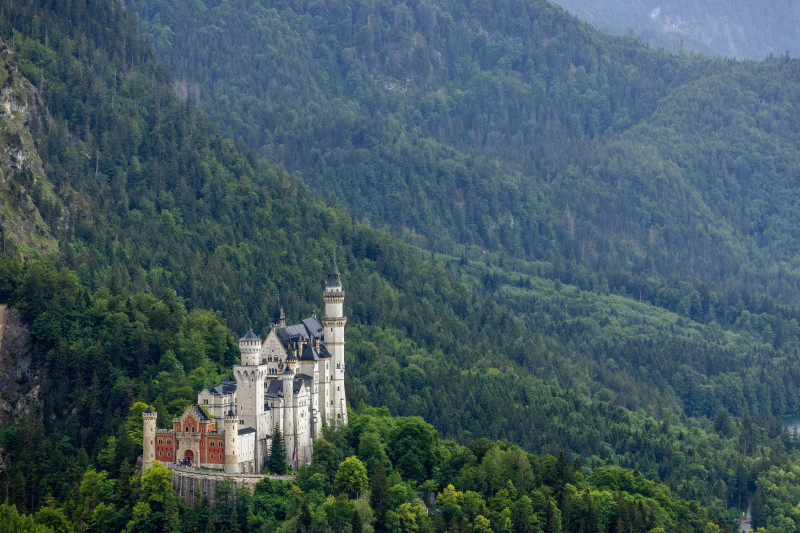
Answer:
xmin=234 ymin=329 xmax=268 ymax=471
xmin=322 ymin=255 xmax=347 ymax=425
xmin=281 ymin=364 xmax=296 ymax=465
xmin=224 ymin=410 xmax=239 ymax=474
xmin=238 ymin=330 xmax=262 ymax=366
xmin=142 ymin=408 xmax=157 ymax=471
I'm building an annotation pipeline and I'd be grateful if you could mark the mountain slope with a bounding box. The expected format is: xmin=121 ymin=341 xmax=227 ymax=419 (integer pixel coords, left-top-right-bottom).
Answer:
xmin=128 ymin=0 xmax=800 ymax=306
xmin=3 ymin=0 xmax=800 ymax=527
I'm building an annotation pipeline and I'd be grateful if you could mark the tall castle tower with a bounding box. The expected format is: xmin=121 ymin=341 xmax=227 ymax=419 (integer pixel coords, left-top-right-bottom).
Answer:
xmin=322 ymin=255 xmax=347 ymax=425
xmin=234 ymin=330 xmax=268 ymax=471
xmin=142 ymin=408 xmax=157 ymax=470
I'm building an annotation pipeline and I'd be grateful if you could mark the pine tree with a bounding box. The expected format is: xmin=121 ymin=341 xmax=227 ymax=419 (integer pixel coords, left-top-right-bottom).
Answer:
xmin=370 ymin=461 xmax=390 ymax=532
xmin=267 ymin=424 xmax=288 ymax=474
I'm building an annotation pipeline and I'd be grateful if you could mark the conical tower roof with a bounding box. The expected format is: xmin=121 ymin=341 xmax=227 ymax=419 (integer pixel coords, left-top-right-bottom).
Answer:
xmin=326 ymin=253 xmax=342 ymax=288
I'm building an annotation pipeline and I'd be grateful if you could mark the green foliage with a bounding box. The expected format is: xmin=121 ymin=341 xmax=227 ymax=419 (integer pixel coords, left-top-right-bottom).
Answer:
xmin=129 ymin=0 xmax=800 ymax=310
xmin=334 ymin=456 xmax=369 ymax=499
xmin=267 ymin=424 xmax=289 ymax=475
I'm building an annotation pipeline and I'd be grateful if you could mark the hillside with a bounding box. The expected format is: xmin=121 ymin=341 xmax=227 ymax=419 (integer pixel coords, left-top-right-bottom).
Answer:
xmin=129 ymin=0 xmax=800 ymax=307
xmin=2 ymin=0 xmax=800 ymax=529
xmin=551 ymin=0 xmax=800 ymax=60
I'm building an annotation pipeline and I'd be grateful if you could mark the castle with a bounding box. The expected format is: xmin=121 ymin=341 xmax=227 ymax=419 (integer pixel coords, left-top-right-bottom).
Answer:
xmin=142 ymin=258 xmax=348 ymax=473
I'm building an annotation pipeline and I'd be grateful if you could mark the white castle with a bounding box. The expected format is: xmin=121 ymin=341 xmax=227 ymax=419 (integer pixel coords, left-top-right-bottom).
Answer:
xmin=142 ymin=258 xmax=348 ymax=473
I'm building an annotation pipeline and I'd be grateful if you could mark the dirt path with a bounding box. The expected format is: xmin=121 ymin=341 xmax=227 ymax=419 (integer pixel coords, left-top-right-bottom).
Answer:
xmin=739 ymin=496 xmax=752 ymax=532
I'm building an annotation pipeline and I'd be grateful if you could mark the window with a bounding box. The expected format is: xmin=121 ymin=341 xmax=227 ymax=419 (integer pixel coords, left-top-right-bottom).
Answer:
xmin=210 ymin=441 xmax=215 ymax=447
xmin=159 ymin=452 xmax=162 ymax=457
xmin=185 ymin=426 xmax=189 ymax=432
xmin=158 ymin=439 xmax=163 ymax=445
xmin=166 ymin=440 xmax=171 ymax=445
xmin=338 ymin=414 xmax=341 ymax=419
xmin=210 ymin=454 xmax=214 ymax=459
xmin=204 ymin=399 xmax=208 ymax=404
xmin=167 ymin=452 xmax=171 ymax=457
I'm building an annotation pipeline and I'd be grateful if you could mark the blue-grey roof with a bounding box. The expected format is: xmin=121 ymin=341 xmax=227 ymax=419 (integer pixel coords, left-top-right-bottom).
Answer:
xmin=300 ymin=343 xmax=319 ymax=362
xmin=295 ymin=373 xmax=313 ymax=380
xmin=238 ymin=428 xmax=256 ymax=436
xmin=209 ymin=378 xmax=237 ymax=396
xmin=327 ymin=256 xmax=342 ymax=288
xmin=194 ymin=406 xmax=209 ymax=420
xmin=239 ymin=329 xmax=261 ymax=343
xmin=266 ymin=379 xmax=303 ymax=396
xmin=276 ymin=318 xmax=323 ymax=344
xmin=302 ymin=318 xmax=324 ymax=337
xmin=318 ymin=344 xmax=331 ymax=359
xmin=283 ymin=366 xmax=294 ymax=375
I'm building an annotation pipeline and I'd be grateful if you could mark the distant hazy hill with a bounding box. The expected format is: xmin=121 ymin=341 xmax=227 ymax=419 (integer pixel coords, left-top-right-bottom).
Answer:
xmin=551 ymin=0 xmax=800 ymax=59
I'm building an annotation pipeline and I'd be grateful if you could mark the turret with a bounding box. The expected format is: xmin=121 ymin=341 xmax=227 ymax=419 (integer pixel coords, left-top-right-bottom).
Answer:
xmin=224 ymin=410 xmax=239 ymax=474
xmin=272 ymin=297 xmax=286 ymax=329
xmin=142 ymin=408 xmax=157 ymax=471
xmin=321 ymin=254 xmax=347 ymax=425
xmin=238 ymin=329 xmax=262 ymax=366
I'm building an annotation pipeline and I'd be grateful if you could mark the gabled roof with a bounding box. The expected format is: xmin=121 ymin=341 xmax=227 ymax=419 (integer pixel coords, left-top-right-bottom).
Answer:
xmin=302 ymin=317 xmax=324 ymax=337
xmin=194 ymin=406 xmax=209 ymax=420
xmin=295 ymin=373 xmax=313 ymax=380
xmin=238 ymin=428 xmax=257 ymax=436
xmin=276 ymin=318 xmax=323 ymax=344
xmin=318 ymin=344 xmax=332 ymax=359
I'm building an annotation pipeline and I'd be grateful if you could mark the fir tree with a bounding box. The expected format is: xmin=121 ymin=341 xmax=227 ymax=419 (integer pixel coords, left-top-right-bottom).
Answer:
xmin=370 ymin=461 xmax=390 ymax=532
xmin=267 ymin=424 xmax=288 ymax=475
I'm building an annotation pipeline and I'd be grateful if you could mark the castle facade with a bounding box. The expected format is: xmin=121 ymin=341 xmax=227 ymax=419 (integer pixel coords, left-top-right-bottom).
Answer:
xmin=142 ymin=259 xmax=348 ymax=473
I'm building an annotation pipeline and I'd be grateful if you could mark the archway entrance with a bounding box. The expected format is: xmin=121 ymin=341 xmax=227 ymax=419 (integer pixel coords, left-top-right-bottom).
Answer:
xmin=184 ymin=450 xmax=194 ymax=462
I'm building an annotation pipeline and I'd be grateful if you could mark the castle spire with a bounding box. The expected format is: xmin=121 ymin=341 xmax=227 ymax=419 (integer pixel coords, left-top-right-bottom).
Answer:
xmin=273 ymin=293 xmax=285 ymax=328
xmin=326 ymin=252 xmax=341 ymax=288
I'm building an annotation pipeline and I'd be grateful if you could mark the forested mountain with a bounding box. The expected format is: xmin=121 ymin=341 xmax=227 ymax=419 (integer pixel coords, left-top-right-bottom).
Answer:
xmin=2 ymin=0 xmax=800 ymax=529
xmin=129 ymin=0 xmax=800 ymax=307
xmin=551 ymin=0 xmax=800 ymax=60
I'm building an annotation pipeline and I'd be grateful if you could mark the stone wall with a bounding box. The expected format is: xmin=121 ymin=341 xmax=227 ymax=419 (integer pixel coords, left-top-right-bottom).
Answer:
xmin=166 ymin=465 xmax=292 ymax=506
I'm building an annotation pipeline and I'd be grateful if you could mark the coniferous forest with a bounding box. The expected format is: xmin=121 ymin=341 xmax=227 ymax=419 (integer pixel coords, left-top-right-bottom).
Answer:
xmin=1 ymin=0 xmax=800 ymax=531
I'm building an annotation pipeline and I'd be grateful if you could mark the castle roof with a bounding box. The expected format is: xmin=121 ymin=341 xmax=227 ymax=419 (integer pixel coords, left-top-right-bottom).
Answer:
xmin=194 ymin=406 xmax=209 ymax=420
xmin=283 ymin=366 xmax=294 ymax=375
xmin=239 ymin=329 xmax=261 ymax=343
xmin=208 ymin=377 xmax=237 ymax=396
xmin=295 ymin=372 xmax=313 ymax=380
xmin=238 ymin=427 xmax=256 ymax=436
xmin=318 ymin=344 xmax=331 ymax=359
xmin=276 ymin=317 xmax=323 ymax=343
xmin=300 ymin=343 xmax=319 ymax=362
xmin=266 ymin=379 xmax=304 ymax=397
xmin=327 ymin=255 xmax=342 ymax=288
